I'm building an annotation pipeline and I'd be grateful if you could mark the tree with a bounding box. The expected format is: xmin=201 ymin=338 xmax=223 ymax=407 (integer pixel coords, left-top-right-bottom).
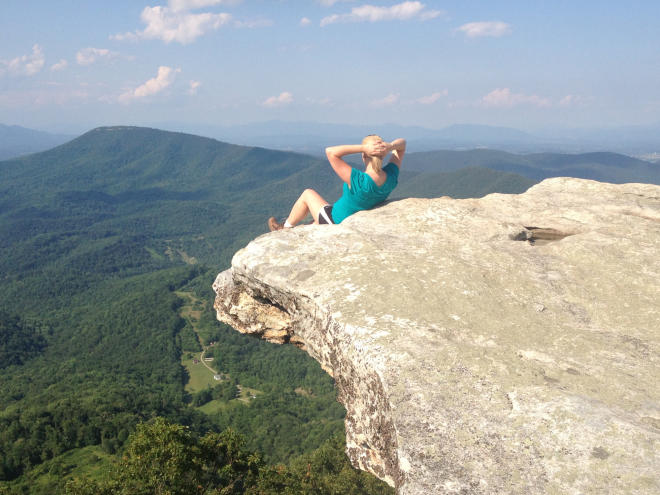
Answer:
xmin=192 ymin=387 xmax=213 ymax=407
xmin=198 ymin=429 xmax=262 ymax=493
xmin=0 ymin=312 xmax=46 ymax=368
xmin=114 ymin=417 xmax=202 ymax=495
xmin=66 ymin=417 xmax=263 ymax=495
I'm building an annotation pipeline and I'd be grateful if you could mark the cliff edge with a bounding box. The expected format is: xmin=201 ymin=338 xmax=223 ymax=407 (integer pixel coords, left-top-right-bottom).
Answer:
xmin=213 ymin=177 xmax=659 ymax=494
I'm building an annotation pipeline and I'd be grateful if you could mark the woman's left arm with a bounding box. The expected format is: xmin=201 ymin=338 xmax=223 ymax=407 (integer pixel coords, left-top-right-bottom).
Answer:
xmin=386 ymin=138 xmax=406 ymax=168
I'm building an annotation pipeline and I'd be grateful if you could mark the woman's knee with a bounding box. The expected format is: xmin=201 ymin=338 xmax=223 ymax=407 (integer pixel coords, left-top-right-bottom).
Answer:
xmin=300 ymin=189 xmax=318 ymax=203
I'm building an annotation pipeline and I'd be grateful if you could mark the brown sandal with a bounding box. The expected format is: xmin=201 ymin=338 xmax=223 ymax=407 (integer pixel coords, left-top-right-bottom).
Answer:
xmin=268 ymin=217 xmax=284 ymax=231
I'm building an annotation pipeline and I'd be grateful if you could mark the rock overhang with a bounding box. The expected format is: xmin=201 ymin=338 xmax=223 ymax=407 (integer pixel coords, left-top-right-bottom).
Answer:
xmin=213 ymin=177 xmax=660 ymax=494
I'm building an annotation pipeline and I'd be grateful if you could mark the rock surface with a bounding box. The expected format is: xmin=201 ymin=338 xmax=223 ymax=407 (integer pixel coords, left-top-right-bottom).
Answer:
xmin=213 ymin=177 xmax=660 ymax=494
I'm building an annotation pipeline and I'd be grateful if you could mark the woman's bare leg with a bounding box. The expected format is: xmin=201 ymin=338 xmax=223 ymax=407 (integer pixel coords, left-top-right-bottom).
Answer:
xmin=286 ymin=189 xmax=329 ymax=226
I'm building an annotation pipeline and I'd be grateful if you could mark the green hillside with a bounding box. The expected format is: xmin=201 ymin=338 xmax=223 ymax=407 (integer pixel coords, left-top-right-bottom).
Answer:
xmin=0 ymin=126 xmax=337 ymax=266
xmin=0 ymin=126 xmax=535 ymax=493
xmin=403 ymin=148 xmax=660 ymax=184
xmin=395 ymin=167 xmax=536 ymax=199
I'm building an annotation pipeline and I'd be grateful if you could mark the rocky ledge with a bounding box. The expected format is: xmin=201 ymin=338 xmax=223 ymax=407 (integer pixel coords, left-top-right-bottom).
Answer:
xmin=213 ymin=177 xmax=659 ymax=494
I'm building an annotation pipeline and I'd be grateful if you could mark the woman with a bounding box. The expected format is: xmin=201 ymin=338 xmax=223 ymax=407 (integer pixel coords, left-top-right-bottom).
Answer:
xmin=268 ymin=135 xmax=406 ymax=230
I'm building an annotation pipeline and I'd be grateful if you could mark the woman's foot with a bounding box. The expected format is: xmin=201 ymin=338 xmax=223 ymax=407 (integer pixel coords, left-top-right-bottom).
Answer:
xmin=268 ymin=217 xmax=284 ymax=231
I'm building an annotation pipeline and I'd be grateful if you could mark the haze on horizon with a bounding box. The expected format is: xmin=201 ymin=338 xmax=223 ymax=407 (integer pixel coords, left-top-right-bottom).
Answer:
xmin=1 ymin=0 xmax=659 ymax=135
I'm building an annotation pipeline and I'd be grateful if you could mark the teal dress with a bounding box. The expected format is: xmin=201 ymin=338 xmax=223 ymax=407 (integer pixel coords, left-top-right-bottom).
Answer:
xmin=331 ymin=162 xmax=399 ymax=224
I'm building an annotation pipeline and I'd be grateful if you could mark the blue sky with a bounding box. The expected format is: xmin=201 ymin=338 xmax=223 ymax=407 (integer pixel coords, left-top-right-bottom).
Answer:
xmin=1 ymin=0 xmax=659 ymax=133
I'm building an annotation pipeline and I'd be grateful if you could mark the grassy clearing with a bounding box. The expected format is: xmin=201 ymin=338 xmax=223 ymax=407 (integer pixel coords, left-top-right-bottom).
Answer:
xmin=175 ymin=291 xmax=262 ymax=411
xmin=61 ymin=446 xmax=115 ymax=481
xmin=294 ymin=387 xmax=314 ymax=397
xmin=175 ymin=290 xmax=203 ymax=322
xmin=237 ymin=386 xmax=263 ymax=403
xmin=145 ymin=246 xmax=165 ymax=261
xmin=8 ymin=446 xmax=114 ymax=493
xmin=197 ymin=399 xmax=232 ymax=415
xmin=180 ymin=304 xmax=202 ymax=322
xmin=176 ymin=290 xmax=217 ymax=393
xmin=177 ymin=249 xmax=198 ymax=265
xmin=166 ymin=246 xmax=198 ymax=265
xmin=181 ymin=355 xmax=219 ymax=393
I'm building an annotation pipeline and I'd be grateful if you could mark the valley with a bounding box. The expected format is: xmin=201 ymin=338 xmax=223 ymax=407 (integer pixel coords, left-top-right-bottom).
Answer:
xmin=2 ymin=125 xmax=651 ymax=493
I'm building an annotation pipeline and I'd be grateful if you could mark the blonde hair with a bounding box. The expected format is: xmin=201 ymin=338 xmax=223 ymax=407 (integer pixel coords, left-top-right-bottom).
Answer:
xmin=362 ymin=134 xmax=384 ymax=172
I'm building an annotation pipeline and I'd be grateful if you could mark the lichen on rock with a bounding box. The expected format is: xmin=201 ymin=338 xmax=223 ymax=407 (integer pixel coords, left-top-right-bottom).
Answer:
xmin=213 ymin=177 xmax=660 ymax=494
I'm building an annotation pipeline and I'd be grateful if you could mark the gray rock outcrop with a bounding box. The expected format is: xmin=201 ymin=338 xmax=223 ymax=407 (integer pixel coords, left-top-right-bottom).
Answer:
xmin=213 ymin=177 xmax=660 ymax=494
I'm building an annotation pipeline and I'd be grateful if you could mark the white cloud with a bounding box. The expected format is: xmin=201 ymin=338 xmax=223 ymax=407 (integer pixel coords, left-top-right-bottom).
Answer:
xmin=318 ymin=0 xmax=349 ymax=6
xmin=457 ymin=21 xmax=511 ymax=38
xmin=188 ymin=80 xmax=201 ymax=95
xmin=119 ymin=66 xmax=180 ymax=103
xmin=3 ymin=44 xmax=45 ymax=76
xmin=168 ymin=0 xmax=237 ymax=12
xmin=76 ymin=47 xmax=117 ymax=66
xmin=321 ymin=1 xmax=442 ymax=27
xmin=417 ymin=90 xmax=448 ymax=104
xmin=372 ymin=93 xmax=399 ymax=107
xmin=110 ymin=31 xmax=138 ymax=42
xmin=263 ymin=91 xmax=293 ymax=107
xmin=306 ymin=96 xmax=333 ymax=105
xmin=481 ymin=88 xmax=550 ymax=108
xmin=50 ymin=59 xmax=68 ymax=71
xmin=140 ymin=6 xmax=231 ymax=43
xmin=112 ymin=1 xmax=266 ymax=43
xmin=559 ymin=94 xmax=584 ymax=107
xmin=234 ymin=18 xmax=273 ymax=28
xmin=300 ymin=17 xmax=311 ymax=26
xmin=113 ymin=5 xmax=232 ymax=44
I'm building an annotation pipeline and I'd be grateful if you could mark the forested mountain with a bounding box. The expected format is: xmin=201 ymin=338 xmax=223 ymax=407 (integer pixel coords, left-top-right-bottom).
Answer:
xmin=0 ymin=312 xmax=46 ymax=369
xmin=403 ymin=149 xmax=660 ymax=184
xmin=1 ymin=126 xmax=337 ymax=270
xmin=0 ymin=126 xmax=535 ymax=493
xmin=394 ymin=167 xmax=536 ymax=200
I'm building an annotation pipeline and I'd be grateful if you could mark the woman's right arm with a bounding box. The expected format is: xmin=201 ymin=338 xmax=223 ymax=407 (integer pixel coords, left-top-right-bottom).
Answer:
xmin=387 ymin=138 xmax=406 ymax=168
xmin=325 ymin=145 xmax=360 ymax=183
xmin=325 ymin=141 xmax=386 ymax=183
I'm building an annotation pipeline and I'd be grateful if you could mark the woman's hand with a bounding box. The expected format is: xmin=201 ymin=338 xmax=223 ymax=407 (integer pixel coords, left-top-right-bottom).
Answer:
xmin=363 ymin=139 xmax=388 ymax=157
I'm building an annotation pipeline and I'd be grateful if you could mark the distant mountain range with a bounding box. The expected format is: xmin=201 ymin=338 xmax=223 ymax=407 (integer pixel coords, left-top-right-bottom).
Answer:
xmin=162 ymin=120 xmax=660 ymax=156
xmin=163 ymin=121 xmax=660 ymax=185
xmin=158 ymin=121 xmax=545 ymax=155
xmin=0 ymin=124 xmax=74 ymax=160
xmin=5 ymin=120 xmax=660 ymax=159
xmin=3 ymin=123 xmax=657 ymax=188
xmin=403 ymin=149 xmax=660 ymax=185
